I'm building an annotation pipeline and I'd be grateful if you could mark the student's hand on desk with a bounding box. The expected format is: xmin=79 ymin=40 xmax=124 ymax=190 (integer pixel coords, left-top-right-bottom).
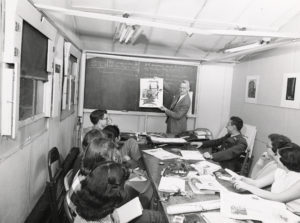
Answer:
xmin=190 ymin=141 xmax=203 ymax=147
xmin=203 ymin=152 xmax=212 ymax=159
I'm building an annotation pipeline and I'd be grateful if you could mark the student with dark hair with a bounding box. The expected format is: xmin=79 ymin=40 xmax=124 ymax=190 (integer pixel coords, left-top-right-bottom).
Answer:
xmin=103 ymin=125 xmax=142 ymax=169
xmin=192 ymin=116 xmax=248 ymax=172
xmin=234 ymin=143 xmax=300 ymax=214
xmin=251 ymin=133 xmax=291 ymax=179
xmin=72 ymin=129 xmax=106 ymax=180
xmin=72 ymin=162 xmax=166 ymax=223
xmin=82 ymin=109 xmax=112 ymax=137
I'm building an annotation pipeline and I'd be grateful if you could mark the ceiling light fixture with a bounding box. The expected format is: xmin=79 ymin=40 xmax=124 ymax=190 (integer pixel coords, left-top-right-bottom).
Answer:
xmin=224 ymin=38 xmax=271 ymax=53
xmin=113 ymin=13 xmax=143 ymax=44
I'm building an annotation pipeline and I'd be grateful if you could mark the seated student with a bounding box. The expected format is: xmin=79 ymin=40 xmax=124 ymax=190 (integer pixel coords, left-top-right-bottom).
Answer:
xmin=82 ymin=109 xmax=112 ymax=136
xmin=192 ymin=116 xmax=248 ymax=172
xmin=103 ymin=125 xmax=143 ymax=169
xmin=251 ymin=133 xmax=291 ymax=179
xmin=71 ymin=129 xmax=106 ymax=180
xmin=70 ymin=136 xmax=149 ymax=208
xmin=234 ymin=143 xmax=300 ymax=214
xmin=72 ymin=161 xmax=166 ymax=223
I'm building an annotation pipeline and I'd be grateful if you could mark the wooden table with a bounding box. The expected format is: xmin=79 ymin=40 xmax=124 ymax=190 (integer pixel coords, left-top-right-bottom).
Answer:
xmin=142 ymin=150 xmax=236 ymax=223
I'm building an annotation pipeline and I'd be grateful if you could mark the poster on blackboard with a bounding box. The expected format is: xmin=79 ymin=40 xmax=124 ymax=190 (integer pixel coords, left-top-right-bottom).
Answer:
xmin=139 ymin=78 xmax=163 ymax=108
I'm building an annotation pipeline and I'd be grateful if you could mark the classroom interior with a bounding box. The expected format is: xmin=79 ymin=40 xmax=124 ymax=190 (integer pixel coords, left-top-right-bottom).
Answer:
xmin=1 ymin=0 xmax=300 ymax=222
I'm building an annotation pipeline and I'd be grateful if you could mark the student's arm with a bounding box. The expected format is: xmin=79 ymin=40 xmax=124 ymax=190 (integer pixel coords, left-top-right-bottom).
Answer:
xmin=250 ymin=152 xmax=270 ymax=179
xmin=212 ymin=142 xmax=247 ymax=161
xmin=164 ymin=103 xmax=189 ymax=120
xmin=240 ymin=171 xmax=275 ymax=188
xmin=199 ymin=135 xmax=228 ymax=149
xmin=235 ymin=180 xmax=300 ymax=203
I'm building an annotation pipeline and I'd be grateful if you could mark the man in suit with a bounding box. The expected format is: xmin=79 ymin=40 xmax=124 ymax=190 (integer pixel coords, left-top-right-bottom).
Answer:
xmin=192 ymin=116 xmax=248 ymax=172
xmin=160 ymin=80 xmax=191 ymax=134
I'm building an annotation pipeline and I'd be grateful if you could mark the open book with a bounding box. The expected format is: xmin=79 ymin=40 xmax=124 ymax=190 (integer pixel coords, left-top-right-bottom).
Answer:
xmin=188 ymin=175 xmax=228 ymax=194
xmin=115 ymin=197 xmax=143 ymax=223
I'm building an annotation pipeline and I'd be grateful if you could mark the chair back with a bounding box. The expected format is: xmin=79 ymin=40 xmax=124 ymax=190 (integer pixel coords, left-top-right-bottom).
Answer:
xmin=240 ymin=124 xmax=257 ymax=158
xmin=64 ymin=192 xmax=76 ymax=223
xmin=64 ymin=169 xmax=74 ymax=192
xmin=47 ymin=147 xmax=64 ymax=223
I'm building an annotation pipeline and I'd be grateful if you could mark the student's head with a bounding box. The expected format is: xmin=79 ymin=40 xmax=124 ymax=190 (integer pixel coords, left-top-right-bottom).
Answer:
xmin=89 ymin=109 xmax=110 ymax=129
xmin=82 ymin=129 xmax=106 ymax=151
xmin=73 ymin=161 xmax=129 ymax=221
xmin=103 ymin=125 xmax=120 ymax=142
xmin=267 ymin=134 xmax=291 ymax=153
xmin=226 ymin=116 xmax=243 ymax=132
xmin=179 ymin=80 xmax=190 ymax=96
xmin=276 ymin=143 xmax=300 ymax=172
xmin=81 ymin=137 xmax=122 ymax=176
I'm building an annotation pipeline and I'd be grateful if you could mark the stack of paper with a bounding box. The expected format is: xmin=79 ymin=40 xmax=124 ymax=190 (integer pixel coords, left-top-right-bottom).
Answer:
xmin=180 ymin=150 xmax=205 ymax=161
xmin=166 ymin=200 xmax=220 ymax=215
xmin=143 ymin=148 xmax=180 ymax=160
xmin=158 ymin=176 xmax=185 ymax=193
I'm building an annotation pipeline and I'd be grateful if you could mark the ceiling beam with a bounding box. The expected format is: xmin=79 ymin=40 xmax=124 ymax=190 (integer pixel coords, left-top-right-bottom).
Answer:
xmin=71 ymin=4 xmax=278 ymax=32
xmin=35 ymin=4 xmax=300 ymax=39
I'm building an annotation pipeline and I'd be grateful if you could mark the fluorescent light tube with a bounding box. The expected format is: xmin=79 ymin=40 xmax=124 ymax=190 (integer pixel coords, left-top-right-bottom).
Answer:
xmin=224 ymin=42 xmax=261 ymax=53
xmin=125 ymin=26 xmax=135 ymax=43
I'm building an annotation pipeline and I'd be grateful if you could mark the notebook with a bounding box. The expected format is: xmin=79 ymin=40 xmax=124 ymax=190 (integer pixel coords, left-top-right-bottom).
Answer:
xmin=115 ymin=197 xmax=143 ymax=223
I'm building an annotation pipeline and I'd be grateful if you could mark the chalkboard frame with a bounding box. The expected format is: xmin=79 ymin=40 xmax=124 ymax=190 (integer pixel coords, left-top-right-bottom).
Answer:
xmin=83 ymin=53 xmax=199 ymax=114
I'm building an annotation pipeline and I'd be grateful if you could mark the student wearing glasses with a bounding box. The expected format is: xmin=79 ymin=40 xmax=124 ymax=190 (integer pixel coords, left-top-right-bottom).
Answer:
xmin=192 ymin=116 xmax=248 ymax=172
xmin=234 ymin=143 xmax=300 ymax=214
xmin=250 ymin=134 xmax=291 ymax=179
xmin=83 ymin=109 xmax=112 ymax=136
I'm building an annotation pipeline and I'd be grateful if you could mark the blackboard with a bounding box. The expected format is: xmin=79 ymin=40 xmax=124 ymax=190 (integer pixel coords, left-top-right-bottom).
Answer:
xmin=84 ymin=56 xmax=198 ymax=113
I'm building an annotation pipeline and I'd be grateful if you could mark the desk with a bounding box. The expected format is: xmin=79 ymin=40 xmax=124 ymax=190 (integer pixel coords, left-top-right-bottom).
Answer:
xmin=142 ymin=151 xmax=236 ymax=223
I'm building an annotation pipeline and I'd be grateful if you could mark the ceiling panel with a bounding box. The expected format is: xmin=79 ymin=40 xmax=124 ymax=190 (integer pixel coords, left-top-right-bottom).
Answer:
xmin=33 ymin=0 xmax=300 ymax=61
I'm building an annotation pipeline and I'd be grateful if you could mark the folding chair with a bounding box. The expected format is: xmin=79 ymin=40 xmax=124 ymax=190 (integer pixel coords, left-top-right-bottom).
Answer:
xmin=239 ymin=124 xmax=257 ymax=176
xmin=47 ymin=147 xmax=65 ymax=223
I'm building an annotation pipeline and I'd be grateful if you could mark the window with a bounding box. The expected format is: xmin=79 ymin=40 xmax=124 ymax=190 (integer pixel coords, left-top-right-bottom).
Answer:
xmin=61 ymin=52 xmax=78 ymax=119
xmin=19 ymin=21 xmax=48 ymax=121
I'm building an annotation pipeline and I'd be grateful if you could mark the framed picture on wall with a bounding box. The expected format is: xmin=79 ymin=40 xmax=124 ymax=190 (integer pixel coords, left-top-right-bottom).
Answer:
xmin=280 ymin=73 xmax=300 ymax=109
xmin=245 ymin=76 xmax=259 ymax=103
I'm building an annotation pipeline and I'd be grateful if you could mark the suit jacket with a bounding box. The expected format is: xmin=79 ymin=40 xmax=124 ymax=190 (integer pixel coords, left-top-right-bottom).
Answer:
xmin=200 ymin=133 xmax=248 ymax=172
xmin=165 ymin=93 xmax=191 ymax=134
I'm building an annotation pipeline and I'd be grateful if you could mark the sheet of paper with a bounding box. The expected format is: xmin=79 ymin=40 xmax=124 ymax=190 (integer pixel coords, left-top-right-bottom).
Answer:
xmin=221 ymin=191 xmax=300 ymax=223
xmin=115 ymin=197 xmax=143 ymax=223
xmin=158 ymin=176 xmax=185 ymax=193
xmin=180 ymin=150 xmax=205 ymax=160
xmin=149 ymin=136 xmax=187 ymax=144
xmin=143 ymin=148 xmax=180 ymax=160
